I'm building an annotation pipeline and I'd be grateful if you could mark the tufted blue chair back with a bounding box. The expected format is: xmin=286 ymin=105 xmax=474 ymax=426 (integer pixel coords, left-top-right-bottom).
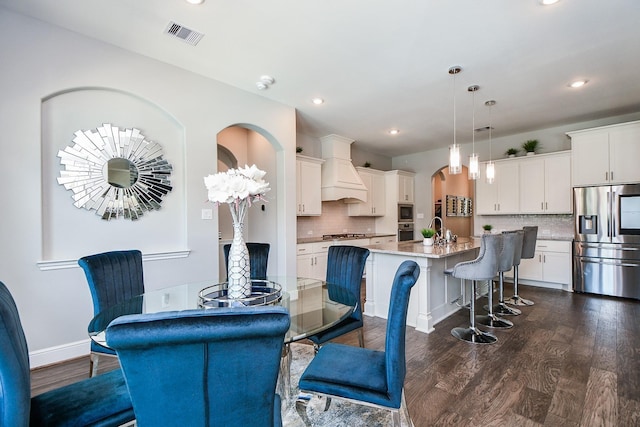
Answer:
xmin=451 ymin=234 xmax=503 ymax=281
xmin=0 ymin=281 xmax=31 ymax=426
xmin=106 ymin=306 xmax=290 ymax=427
xmin=384 ymin=260 xmax=420 ymax=407
xmin=0 ymin=281 xmax=135 ymax=426
xmin=499 ymin=230 xmax=524 ymax=272
xmin=78 ymin=250 xmax=144 ymax=355
xmin=306 ymin=245 xmax=369 ymax=348
xmin=223 ymin=242 xmax=270 ymax=280
xmin=521 ymin=226 xmax=539 ymax=260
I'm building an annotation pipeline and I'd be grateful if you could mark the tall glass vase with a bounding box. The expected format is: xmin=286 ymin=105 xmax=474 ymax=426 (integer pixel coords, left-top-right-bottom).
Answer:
xmin=227 ymin=201 xmax=251 ymax=299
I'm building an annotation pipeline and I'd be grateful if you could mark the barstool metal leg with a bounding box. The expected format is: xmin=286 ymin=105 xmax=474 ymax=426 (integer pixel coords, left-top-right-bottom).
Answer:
xmin=505 ymin=266 xmax=534 ymax=306
xmin=451 ymin=280 xmax=497 ymax=344
xmin=476 ymin=278 xmax=513 ymax=328
xmin=486 ymin=272 xmax=521 ymax=316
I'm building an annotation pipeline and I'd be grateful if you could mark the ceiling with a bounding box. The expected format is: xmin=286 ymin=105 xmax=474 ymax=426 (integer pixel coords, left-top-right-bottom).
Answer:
xmin=2 ymin=0 xmax=639 ymax=157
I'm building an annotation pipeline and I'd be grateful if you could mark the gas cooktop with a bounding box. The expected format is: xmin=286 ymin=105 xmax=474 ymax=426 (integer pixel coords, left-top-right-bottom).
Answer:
xmin=322 ymin=233 xmax=367 ymax=240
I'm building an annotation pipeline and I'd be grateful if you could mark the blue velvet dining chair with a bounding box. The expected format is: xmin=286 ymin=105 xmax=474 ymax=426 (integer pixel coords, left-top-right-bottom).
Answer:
xmin=223 ymin=242 xmax=270 ymax=280
xmin=296 ymin=260 xmax=420 ymax=427
xmin=78 ymin=249 xmax=144 ymax=377
xmin=106 ymin=306 xmax=290 ymax=427
xmin=0 ymin=280 xmax=135 ymax=427
xmin=306 ymin=245 xmax=370 ymax=351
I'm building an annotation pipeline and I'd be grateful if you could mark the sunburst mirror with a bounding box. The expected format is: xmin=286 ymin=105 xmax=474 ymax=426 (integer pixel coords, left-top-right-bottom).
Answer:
xmin=57 ymin=123 xmax=173 ymax=221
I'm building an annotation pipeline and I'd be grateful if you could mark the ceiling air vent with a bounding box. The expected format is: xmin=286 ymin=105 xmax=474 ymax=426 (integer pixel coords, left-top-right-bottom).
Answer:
xmin=164 ymin=21 xmax=204 ymax=46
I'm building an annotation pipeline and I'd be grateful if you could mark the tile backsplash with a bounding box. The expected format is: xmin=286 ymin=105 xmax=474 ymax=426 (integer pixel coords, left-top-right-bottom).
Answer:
xmin=474 ymin=214 xmax=574 ymax=240
xmin=297 ymin=201 xmax=376 ymax=238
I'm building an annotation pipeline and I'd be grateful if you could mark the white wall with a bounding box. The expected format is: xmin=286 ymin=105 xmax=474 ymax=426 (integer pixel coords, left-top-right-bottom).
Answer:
xmin=0 ymin=9 xmax=297 ymax=366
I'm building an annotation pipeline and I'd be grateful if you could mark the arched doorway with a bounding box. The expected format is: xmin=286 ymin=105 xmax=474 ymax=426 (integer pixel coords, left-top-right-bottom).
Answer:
xmin=431 ymin=165 xmax=474 ymax=238
xmin=216 ymin=125 xmax=277 ymax=280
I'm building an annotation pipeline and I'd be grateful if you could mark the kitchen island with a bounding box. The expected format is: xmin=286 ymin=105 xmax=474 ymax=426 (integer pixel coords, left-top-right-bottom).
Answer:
xmin=363 ymin=238 xmax=481 ymax=334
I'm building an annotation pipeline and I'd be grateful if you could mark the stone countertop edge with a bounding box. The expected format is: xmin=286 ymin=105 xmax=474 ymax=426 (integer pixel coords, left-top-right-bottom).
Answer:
xmin=297 ymin=233 xmax=397 ymax=245
xmin=365 ymin=238 xmax=481 ymax=259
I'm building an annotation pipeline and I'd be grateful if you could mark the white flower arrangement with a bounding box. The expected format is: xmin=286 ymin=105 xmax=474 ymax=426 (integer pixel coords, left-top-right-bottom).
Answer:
xmin=204 ymin=164 xmax=270 ymax=224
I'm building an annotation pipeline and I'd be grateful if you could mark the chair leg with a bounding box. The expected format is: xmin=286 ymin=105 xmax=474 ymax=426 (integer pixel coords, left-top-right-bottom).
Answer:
xmin=451 ymin=280 xmax=497 ymax=344
xmin=278 ymin=343 xmax=291 ymax=401
xmin=476 ymin=278 xmax=513 ymax=329
xmin=295 ymin=394 xmax=312 ymax=427
xmin=357 ymin=328 xmax=365 ymax=348
xmin=505 ymin=265 xmax=534 ymax=306
xmin=324 ymin=397 xmax=332 ymax=411
xmin=90 ymin=352 xmax=100 ymax=377
xmin=400 ymin=389 xmax=415 ymax=427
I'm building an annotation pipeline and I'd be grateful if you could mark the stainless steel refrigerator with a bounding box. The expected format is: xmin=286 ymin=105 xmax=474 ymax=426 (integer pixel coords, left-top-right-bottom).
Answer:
xmin=573 ymin=184 xmax=640 ymax=300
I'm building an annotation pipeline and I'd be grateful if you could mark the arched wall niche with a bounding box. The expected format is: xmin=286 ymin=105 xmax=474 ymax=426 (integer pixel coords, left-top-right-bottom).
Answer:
xmin=40 ymin=87 xmax=186 ymax=263
xmin=216 ymin=123 xmax=279 ymax=281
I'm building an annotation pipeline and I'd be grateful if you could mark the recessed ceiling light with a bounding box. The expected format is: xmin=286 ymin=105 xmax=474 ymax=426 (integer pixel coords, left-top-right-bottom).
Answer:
xmin=186 ymin=0 xmax=204 ymax=4
xmin=539 ymin=0 xmax=560 ymax=5
xmin=388 ymin=129 xmax=400 ymax=135
xmin=312 ymin=98 xmax=324 ymax=105
xmin=569 ymin=80 xmax=588 ymax=88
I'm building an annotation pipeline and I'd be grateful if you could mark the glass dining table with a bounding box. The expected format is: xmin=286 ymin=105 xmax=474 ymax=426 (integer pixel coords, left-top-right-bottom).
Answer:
xmin=88 ymin=276 xmax=357 ymax=398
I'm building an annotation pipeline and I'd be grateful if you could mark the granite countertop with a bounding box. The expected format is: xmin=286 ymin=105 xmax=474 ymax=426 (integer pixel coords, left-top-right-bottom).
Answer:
xmin=297 ymin=233 xmax=396 ymax=245
xmin=366 ymin=237 xmax=481 ymax=259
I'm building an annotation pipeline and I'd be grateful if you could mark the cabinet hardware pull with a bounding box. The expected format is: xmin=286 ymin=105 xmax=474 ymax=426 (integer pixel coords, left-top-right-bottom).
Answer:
xmin=605 ymin=171 xmax=608 ymax=181
xmin=545 ymin=202 xmax=548 ymax=210
xmin=611 ymin=171 xmax=614 ymax=180
xmin=539 ymin=254 xmax=542 ymax=262
xmin=541 ymin=202 xmax=544 ymax=210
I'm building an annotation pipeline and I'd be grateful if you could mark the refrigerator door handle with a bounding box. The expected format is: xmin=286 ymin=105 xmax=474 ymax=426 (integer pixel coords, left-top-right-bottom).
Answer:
xmin=606 ymin=191 xmax=611 ymax=237
xmin=611 ymin=191 xmax=616 ymax=238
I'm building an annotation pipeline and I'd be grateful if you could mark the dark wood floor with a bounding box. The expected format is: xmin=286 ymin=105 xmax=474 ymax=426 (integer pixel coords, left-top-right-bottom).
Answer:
xmin=31 ymin=283 xmax=640 ymax=426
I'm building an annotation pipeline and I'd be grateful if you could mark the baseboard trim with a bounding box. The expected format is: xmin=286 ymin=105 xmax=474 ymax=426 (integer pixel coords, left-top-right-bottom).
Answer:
xmin=30 ymin=339 xmax=90 ymax=369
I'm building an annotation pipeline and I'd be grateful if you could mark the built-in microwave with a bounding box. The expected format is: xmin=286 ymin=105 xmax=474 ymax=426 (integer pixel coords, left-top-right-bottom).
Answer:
xmin=398 ymin=204 xmax=414 ymax=222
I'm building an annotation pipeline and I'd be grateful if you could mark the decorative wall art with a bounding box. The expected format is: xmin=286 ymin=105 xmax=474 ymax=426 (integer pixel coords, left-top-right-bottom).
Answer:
xmin=57 ymin=123 xmax=173 ymax=220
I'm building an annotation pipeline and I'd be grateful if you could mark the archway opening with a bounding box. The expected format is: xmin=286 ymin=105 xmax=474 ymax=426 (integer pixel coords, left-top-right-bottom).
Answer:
xmin=431 ymin=165 xmax=474 ymax=238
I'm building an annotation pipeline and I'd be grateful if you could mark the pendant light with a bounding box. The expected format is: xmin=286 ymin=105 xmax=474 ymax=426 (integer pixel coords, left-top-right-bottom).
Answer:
xmin=485 ymin=100 xmax=496 ymax=184
xmin=467 ymin=85 xmax=480 ymax=180
xmin=448 ymin=66 xmax=462 ymax=175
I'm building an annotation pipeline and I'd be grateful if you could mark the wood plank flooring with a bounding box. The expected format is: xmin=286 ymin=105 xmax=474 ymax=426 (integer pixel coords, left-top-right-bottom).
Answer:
xmin=31 ymin=283 xmax=640 ymax=426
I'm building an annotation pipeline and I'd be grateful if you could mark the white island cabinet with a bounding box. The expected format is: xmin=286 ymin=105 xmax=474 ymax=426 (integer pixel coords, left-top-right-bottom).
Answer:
xmin=363 ymin=239 xmax=480 ymax=334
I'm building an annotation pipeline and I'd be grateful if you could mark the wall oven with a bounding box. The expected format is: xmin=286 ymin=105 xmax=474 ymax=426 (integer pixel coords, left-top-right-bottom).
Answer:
xmin=398 ymin=204 xmax=414 ymax=222
xmin=398 ymin=223 xmax=414 ymax=242
xmin=573 ymin=184 xmax=640 ymax=300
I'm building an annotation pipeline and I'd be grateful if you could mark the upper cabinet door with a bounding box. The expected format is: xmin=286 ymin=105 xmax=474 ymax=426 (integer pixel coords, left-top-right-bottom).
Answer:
xmin=571 ymin=130 xmax=610 ymax=186
xmin=398 ymin=173 xmax=414 ymax=203
xmin=609 ymin=124 xmax=640 ymax=184
xmin=348 ymin=167 xmax=386 ymax=216
xmin=296 ymin=156 xmax=323 ymax=216
xmin=519 ymin=158 xmax=545 ymax=213
xmin=544 ymin=152 xmax=572 ymax=213
xmin=495 ymin=162 xmax=520 ymax=214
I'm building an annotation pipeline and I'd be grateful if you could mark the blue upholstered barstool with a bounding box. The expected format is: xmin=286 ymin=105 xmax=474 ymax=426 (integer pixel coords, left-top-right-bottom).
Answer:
xmin=447 ymin=233 xmax=502 ymax=344
xmin=505 ymin=226 xmax=538 ymax=307
xmin=488 ymin=230 xmax=524 ymax=316
xmin=476 ymin=230 xmax=522 ymax=328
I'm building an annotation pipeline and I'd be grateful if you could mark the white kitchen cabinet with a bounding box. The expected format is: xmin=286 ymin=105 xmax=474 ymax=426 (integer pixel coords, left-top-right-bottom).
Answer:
xmin=512 ymin=240 xmax=572 ymax=286
xmin=296 ymin=155 xmax=324 ymax=216
xmin=475 ymin=161 xmax=520 ymax=214
xmin=348 ymin=167 xmax=386 ymax=216
xmin=569 ymin=120 xmax=640 ymax=186
xmin=519 ymin=151 xmax=572 ymax=214
xmin=397 ymin=172 xmax=415 ymax=203
xmin=296 ymin=241 xmax=331 ymax=280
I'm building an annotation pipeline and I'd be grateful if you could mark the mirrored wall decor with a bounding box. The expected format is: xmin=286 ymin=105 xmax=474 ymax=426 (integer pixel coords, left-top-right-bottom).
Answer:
xmin=57 ymin=123 xmax=173 ymax=220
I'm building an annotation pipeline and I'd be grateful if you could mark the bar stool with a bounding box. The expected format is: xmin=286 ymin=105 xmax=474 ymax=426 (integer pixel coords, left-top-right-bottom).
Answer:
xmin=505 ymin=226 xmax=538 ymax=307
xmin=488 ymin=229 xmax=523 ymax=316
xmin=446 ymin=233 xmax=502 ymax=344
xmin=476 ymin=230 xmax=521 ymax=329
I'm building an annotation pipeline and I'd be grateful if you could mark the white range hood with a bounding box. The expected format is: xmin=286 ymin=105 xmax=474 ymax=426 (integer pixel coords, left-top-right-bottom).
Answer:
xmin=320 ymin=134 xmax=367 ymax=202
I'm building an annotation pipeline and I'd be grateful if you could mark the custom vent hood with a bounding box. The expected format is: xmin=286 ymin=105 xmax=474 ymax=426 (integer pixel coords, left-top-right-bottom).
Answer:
xmin=320 ymin=134 xmax=368 ymax=202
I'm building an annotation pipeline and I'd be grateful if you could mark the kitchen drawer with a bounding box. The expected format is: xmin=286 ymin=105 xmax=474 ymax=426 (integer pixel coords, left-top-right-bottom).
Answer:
xmin=535 ymin=240 xmax=571 ymax=253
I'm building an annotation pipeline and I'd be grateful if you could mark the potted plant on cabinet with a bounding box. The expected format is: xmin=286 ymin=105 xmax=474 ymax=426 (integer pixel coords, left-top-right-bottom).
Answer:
xmin=522 ymin=139 xmax=539 ymax=155
xmin=421 ymin=228 xmax=436 ymax=246
xmin=483 ymin=224 xmax=493 ymax=234
xmin=505 ymin=148 xmax=518 ymax=158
